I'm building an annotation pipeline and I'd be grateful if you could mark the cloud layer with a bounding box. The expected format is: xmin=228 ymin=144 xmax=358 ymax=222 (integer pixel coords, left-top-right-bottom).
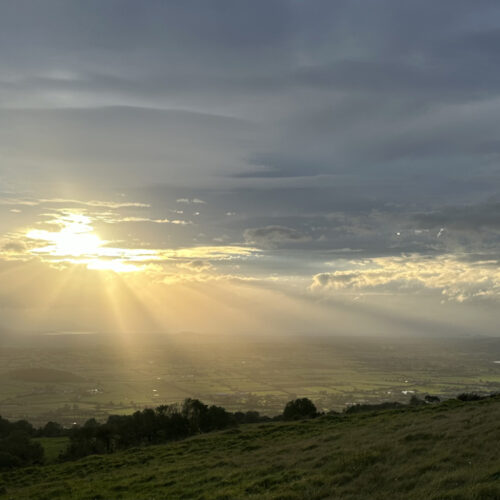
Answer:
xmin=311 ymin=255 xmax=500 ymax=303
xmin=2 ymin=2 xmax=500 ymax=335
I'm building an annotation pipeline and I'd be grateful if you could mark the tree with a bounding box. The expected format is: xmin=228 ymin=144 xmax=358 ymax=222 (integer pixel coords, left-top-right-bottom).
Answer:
xmin=283 ymin=398 xmax=317 ymax=421
xmin=182 ymin=399 xmax=209 ymax=433
xmin=41 ymin=421 xmax=64 ymax=437
xmin=206 ymin=405 xmax=233 ymax=430
xmin=409 ymin=395 xmax=425 ymax=406
xmin=0 ymin=431 xmax=44 ymax=466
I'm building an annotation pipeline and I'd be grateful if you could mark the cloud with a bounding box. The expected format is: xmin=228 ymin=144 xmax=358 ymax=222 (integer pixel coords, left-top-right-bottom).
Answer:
xmin=0 ymin=204 xmax=260 ymax=275
xmin=311 ymin=254 xmax=500 ymax=303
xmin=0 ymin=198 xmax=39 ymax=206
xmin=176 ymin=260 xmax=213 ymax=273
xmin=415 ymin=203 xmax=500 ymax=232
xmin=176 ymin=198 xmax=206 ymax=204
xmin=0 ymin=107 xmax=256 ymax=190
xmin=0 ymin=197 xmax=150 ymax=209
xmin=243 ymin=225 xmax=311 ymax=248
xmin=169 ymin=245 xmax=259 ymax=261
xmin=116 ymin=217 xmax=191 ymax=225
xmin=1 ymin=240 xmax=27 ymax=253
xmin=42 ymin=198 xmax=151 ymax=209
xmin=3 ymin=1 xmax=500 ymax=337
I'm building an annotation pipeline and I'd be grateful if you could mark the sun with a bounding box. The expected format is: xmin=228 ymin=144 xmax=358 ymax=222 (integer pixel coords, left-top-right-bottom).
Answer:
xmin=28 ymin=228 xmax=103 ymax=257
xmin=25 ymin=212 xmax=141 ymax=272
xmin=27 ymin=213 xmax=104 ymax=257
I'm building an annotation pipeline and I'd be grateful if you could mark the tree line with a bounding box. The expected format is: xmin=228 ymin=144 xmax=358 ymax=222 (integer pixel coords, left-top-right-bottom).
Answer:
xmin=1 ymin=392 xmax=492 ymax=470
xmin=61 ymin=397 xmax=320 ymax=460
xmin=0 ymin=397 xmax=318 ymax=468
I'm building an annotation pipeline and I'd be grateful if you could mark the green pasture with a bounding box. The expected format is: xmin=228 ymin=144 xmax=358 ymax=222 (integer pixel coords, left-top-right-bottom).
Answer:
xmin=34 ymin=438 xmax=69 ymax=464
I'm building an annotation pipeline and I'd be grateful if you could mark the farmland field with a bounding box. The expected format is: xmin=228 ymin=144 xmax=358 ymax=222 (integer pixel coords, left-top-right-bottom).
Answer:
xmin=2 ymin=333 xmax=500 ymax=425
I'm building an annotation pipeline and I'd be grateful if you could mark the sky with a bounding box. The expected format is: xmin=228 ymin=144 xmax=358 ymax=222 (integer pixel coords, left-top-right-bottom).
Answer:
xmin=1 ymin=0 xmax=500 ymax=338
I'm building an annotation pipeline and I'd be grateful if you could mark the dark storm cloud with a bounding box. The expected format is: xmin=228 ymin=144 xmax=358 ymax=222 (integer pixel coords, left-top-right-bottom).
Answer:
xmin=243 ymin=225 xmax=311 ymax=248
xmin=0 ymin=106 xmax=258 ymax=187
xmin=3 ymin=1 xmax=500 ymax=107
xmin=415 ymin=203 xmax=500 ymax=232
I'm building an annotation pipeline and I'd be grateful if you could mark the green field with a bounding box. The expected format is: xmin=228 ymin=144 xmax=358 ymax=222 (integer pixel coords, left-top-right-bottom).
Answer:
xmin=3 ymin=334 xmax=500 ymax=426
xmin=33 ymin=438 xmax=69 ymax=464
xmin=3 ymin=397 xmax=500 ymax=499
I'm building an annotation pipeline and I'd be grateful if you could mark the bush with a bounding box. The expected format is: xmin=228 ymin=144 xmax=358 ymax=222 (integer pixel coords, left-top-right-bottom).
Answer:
xmin=409 ymin=395 xmax=426 ymax=406
xmin=283 ymin=398 xmax=318 ymax=421
xmin=0 ymin=432 xmax=44 ymax=467
xmin=0 ymin=452 xmax=22 ymax=470
xmin=457 ymin=393 xmax=484 ymax=402
xmin=424 ymin=395 xmax=440 ymax=403
xmin=344 ymin=402 xmax=404 ymax=414
xmin=40 ymin=421 xmax=64 ymax=437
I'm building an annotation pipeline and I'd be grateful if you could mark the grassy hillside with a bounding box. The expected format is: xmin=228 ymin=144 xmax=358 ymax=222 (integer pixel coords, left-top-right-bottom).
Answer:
xmin=3 ymin=398 xmax=500 ymax=499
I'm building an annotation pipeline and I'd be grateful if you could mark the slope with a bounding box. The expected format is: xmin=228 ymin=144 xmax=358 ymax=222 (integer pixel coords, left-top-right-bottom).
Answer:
xmin=2 ymin=397 xmax=500 ymax=499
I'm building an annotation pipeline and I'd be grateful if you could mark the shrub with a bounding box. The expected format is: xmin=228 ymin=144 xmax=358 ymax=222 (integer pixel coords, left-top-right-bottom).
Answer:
xmin=424 ymin=395 xmax=441 ymax=403
xmin=344 ymin=402 xmax=404 ymax=414
xmin=457 ymin=393 xmax=483 ymax=402
xmin=0 ymin=432 xmax=44 ymax=467
xmin=283 ymin=398 xmax=318 ymax=421
xmin=0 ymin=451 xmax=22 ymax=470
xmin=40 ymin=421 xmax=64 ymax=437
xmin=409 ymin=395 xmax=426 ymax=406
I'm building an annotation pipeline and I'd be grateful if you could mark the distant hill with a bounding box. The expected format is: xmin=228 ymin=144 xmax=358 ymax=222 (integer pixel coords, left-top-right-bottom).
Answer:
xmin=4 ymin=368 xmax=85 ymax=383
xmin=2 ymin=397 xmax=500 ymax=498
